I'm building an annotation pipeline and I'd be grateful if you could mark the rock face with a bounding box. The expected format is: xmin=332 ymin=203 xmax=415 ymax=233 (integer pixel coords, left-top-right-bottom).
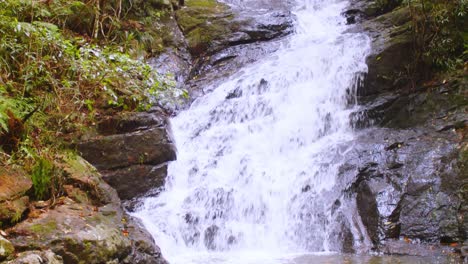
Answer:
xmin=360 ymin=6 xmax=414 ymax=97
xmin=175 ymin=0 xmax=293 ymax=57
xmin=5 ymin=155 xmax=167 ymax=264
xmin=78 ymin=109 xmax=176 ymax=201
xmin=340 ymin=0 xmax=467 ymax=256
xmin=341 ymin=127 xmax=465 ymax=247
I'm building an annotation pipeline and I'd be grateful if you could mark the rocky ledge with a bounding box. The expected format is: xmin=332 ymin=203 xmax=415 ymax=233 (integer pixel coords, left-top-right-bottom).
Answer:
xmin=1 ymin=155 xmax=167 ymax=263
xmin=78 ymin=108 xmax=176 ymax=202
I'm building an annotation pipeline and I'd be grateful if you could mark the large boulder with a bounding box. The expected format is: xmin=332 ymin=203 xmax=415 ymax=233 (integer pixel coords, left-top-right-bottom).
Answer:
xmin=6 ymin=155 xmax=167 ymax=264
xmin=341 ymin=123 xmax=466 ymax=254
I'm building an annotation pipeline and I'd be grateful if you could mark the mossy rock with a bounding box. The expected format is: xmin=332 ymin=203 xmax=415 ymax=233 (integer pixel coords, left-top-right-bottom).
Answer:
xmin=176 ymin=0 xmax=233 ymax=56
xmin=363 ymin=0 xmax=402 ymax=17
xmin=185 ymin=0 xmax=221 ymax=9
xmin=361 ymin=6 xmax=415 ymax=96
xmin=0 ymin=235 xmax=14 ymax=261
xmin=0 ymin=196 xmax=29 ymax=226
xmin=59 ymin=154 xmax=117 ymax=206
xmin=0 ymin=168 xmax=32 ymax=202
xmin=5 ymin=250 xmax=63 ymax=264
xmin=7 ymin=198 xmax=131 ymax=264
xmin=374 ymin=6 xmax=411 ymax=27
xmin=0 ymin=166 xmax=31 ymax=226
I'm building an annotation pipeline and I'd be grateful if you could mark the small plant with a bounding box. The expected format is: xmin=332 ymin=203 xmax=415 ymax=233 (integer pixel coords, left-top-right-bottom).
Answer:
xmin=31 ymin=156 xmax=54 ymax=200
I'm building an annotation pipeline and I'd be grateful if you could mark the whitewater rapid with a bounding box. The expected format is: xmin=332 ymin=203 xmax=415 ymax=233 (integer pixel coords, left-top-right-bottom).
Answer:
xmin=135 ymin=0 xmax=371 ymax=263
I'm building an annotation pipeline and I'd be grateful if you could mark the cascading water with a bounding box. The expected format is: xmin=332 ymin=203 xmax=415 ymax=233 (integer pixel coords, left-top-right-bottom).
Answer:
xmin=135 ymin=0 xmax=371 ymax=263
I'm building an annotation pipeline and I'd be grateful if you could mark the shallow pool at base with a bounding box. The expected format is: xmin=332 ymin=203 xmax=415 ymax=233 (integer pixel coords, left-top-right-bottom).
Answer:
xmin=166 ymin=251 xmax=461 ymax=264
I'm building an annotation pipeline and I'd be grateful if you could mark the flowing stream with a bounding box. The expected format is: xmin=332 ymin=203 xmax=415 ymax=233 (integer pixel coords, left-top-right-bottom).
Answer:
xmin=135 ymin=0 xmax=376 ymax=263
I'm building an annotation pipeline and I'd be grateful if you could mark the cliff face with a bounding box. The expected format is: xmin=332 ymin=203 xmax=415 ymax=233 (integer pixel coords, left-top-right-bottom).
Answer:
xmin=341 ymin=0 xmax=467 ymax=256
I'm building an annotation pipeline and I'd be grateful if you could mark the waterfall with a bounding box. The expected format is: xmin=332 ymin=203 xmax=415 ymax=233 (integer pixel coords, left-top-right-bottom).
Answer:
xmin=135 ymin=0 xmax=371 ymax=263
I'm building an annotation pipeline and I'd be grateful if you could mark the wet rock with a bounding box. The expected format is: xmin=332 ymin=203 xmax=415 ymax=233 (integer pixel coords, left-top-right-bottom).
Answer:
xmin=148 ymin=47 xmax=192 ymax=87
xmin=354 ymin=78 xmax=467 ymax=129
xmin=344 ymin=128 xmax=466 ymax=251
xmin=97 ymin=111 xmax=169 ymax=136
xmin=204 ymin=225 xmax=219 ymax=250
xmin=0 ymin=235 xmax=14 ymax=261
xmin=78 ymin=111 xmax=176 ymax=200
xmin=328 ymin=212 xmax=355 ymax=253
xmin=381 ymin=239 xmax=457 ymax=257
xmin=182 ymin=2 xmax=293 ymax=100
xmin=176 ymin=0 xmax=293 ymax=57
xmin=356 ymin=182 xmax=379 ymax=245
xmin=342 ymin=9 xmax=367 ymax=25
xmin=345 ymin=1 xmax=414 ymax=97
xmin=225 ymin=87 xmax=243 ymax=100
xmin=344 ymin=3 xmax=467 ymax=253
xmin=78 ymin=127 xmax=176 ymax=171
xmin=122 ymin=216 xmax=167 ymax=264
xmin=102 ymin=164 xmax=169 ymax=200
xmin=359 ymin=6 xmax=413 ymax=97
xmin=175 ymin=0 xmax=233 ymax=56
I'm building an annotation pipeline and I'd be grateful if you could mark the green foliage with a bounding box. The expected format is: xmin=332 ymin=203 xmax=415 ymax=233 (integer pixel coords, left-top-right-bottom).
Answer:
xmin=404 ymin=0 xmax=467 ymax=71
xmin=0 ymin=87 xmax=35 ymax=133
xmin=31 ymin=156 xmax=53 ymax=200
xmin=0 ymin=13 xmax=179 ymax=112
xmin=0 ymin=0 xmax=185 ymax=199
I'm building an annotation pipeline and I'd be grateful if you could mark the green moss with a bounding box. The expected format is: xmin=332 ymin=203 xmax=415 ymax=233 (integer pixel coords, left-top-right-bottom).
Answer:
xmin=29 ymin=220 xmax=57 ymax=235
xmin=375 ymin=6 xmax=410 ymax=26
xmin=0 ymin=235 xmax=15 ymax=260
xmin=185 ymin=0 xmax=219 ymax=8
xmin=176 ymin=0 xmax=231 ymax=55
xmin=64 ymin=153 xmax=98 ymax=175
xmin=176 ymin=11 xmax=205 ymax=32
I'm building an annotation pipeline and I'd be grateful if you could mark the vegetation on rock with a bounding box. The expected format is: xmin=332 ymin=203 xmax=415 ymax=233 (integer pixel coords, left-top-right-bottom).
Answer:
xmin=0 ymin=0 xmax=184 ymax=225
xmin=374 ymin=0 xmax=467 ymax=74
